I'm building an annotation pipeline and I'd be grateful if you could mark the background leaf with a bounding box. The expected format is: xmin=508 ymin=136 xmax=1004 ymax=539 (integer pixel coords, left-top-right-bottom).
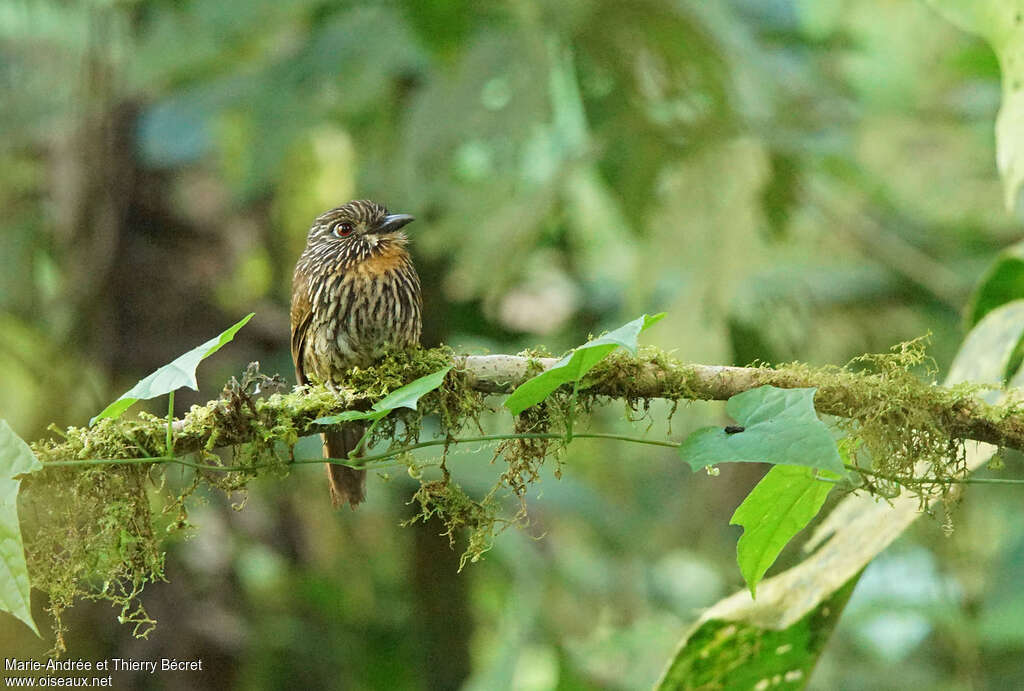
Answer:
xmin=731 ymin=465 xmax=836 ymax=598
xmin=656 ymin=574 xmax=859 ymax=690
xmin=679 ymin=386 xmax=845 ymax=473
xmin=966 ymin=240 xmax=1024 ymax=328
xmin=947 ymin=299 xmax=1024 ymax=391
xmin=504 ymin=313 xmax=664 ymax=414
xmin=925 ymin=0 xmax=1024 ymax=210
xmin=90 ymin=313 xmax=254 ymax=425
xmin=0 ymin=420 xmax=42 ymax=637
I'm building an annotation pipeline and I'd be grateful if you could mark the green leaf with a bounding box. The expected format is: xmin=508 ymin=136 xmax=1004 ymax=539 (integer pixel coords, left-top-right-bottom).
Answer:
xmin=926 ymin=0 xmax=1024 ymax=211
xmin=372 ymin=366 xmax=452 ymax=412
xmin=315 ymin=410 xmax=386 ymax=424
xmin=731 ymin=465 xmax=835 ymax=599
xmin=0 ymin=420 xmax=43 ymax=637
xmin=90 ymin=313 xmax=255 ymax=425
xmin=679 ymin=385 xmax=844 ymax=473
xmin=313 ymin=366 xmax=453 ymax=425
xmin=948 ymin=299 xmax=1024 ymax=390
xmin=504 ymin=313 xmax=665 ymax=415
xmin=656 ymin=574 xmax=859 ymax=690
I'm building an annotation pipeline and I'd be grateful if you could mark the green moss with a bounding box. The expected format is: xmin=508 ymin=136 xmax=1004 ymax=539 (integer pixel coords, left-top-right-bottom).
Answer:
xmin=765 ymin=337 xmax=981 ymax=508
xmin=404 ymin=479 xmax=510 ymax=570
xmin=20 ymin=462 xmax=165 ymax=654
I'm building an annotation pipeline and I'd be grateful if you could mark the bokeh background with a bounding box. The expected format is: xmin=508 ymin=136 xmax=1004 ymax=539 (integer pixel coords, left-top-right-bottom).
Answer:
xmin=2 ymin=0 xmax=1023 ymax=689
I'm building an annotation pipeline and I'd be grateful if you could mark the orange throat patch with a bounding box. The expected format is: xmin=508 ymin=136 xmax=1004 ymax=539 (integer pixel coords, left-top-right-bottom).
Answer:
xmin=351 ymin=243 xmax=409 ymax=278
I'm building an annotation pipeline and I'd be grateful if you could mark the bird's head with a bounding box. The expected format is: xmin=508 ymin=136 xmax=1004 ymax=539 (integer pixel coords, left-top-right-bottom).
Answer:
xmin=304 ymin=199 xmax=415 ymax=264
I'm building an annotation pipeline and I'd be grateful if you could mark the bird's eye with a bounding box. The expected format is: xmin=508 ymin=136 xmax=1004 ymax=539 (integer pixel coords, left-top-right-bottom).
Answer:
xmin=333 ymin=222 xmax=354 ymax=238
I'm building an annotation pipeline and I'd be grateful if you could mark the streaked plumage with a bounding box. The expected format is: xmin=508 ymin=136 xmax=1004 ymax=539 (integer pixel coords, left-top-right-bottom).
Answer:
xmin=290 ymin=199 xmax=422 ymax=507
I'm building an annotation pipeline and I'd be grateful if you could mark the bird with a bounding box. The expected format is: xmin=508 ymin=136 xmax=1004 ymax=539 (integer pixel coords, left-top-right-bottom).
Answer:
xmin=290 ymin=200 xmax=422 ymax=508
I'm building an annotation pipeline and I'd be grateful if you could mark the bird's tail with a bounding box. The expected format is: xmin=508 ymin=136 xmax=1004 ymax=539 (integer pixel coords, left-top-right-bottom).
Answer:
xmin=324 ymin=422 xmax=367 ymax=509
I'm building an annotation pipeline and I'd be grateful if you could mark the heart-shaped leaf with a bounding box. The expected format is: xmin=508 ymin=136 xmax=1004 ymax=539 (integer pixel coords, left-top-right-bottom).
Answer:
xmin=731 ymin=464 xmax=836 ymax=598
xmin=91 ymin=313 xmax=255 ymax=425
xmin=314 ymin=366 xmax=453 ymax=425
xmin=504 ymin=313 xmax=665 ymax=415
xmin=679 ymin=385 xmax=844 ymax=474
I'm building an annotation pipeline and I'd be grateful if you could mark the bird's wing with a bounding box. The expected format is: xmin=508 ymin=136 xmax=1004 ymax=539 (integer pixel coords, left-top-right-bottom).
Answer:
xmin=290 ymin=284 xmax=312 ymax=386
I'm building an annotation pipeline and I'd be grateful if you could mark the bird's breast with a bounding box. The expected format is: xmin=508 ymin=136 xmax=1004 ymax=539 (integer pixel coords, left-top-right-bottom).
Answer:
xmin=303 ymin=247 xmax=422 ymax=380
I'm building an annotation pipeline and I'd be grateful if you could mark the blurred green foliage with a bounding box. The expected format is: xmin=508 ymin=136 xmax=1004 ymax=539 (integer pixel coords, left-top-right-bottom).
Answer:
xmin=2 ymin=0 xmax=1024 ymax=688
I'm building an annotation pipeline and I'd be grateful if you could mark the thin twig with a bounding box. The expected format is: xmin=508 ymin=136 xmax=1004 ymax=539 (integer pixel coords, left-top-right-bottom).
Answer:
xmin=40 ymin=432 xmax=678 ymax=472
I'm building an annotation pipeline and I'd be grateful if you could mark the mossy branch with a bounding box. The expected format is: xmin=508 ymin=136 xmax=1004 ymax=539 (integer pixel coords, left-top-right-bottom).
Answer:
xmin=18 ymin=341 xmax=1022 ymax=651
xmin=466 ymin=352 xmax=1021 ymax=450
xmin=28 ymin=346 xmax=1024 ymax=466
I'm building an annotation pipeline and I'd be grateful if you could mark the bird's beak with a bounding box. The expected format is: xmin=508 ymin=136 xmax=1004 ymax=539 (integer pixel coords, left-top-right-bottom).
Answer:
xmin=376 ymin=214 xmax=415 ymax=234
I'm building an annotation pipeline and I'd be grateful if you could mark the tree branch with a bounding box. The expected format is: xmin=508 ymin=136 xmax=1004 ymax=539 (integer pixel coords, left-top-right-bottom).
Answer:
xmin=459 ymin=354 xmax=1023 ymax=451
xmin=33 ymin=348 xmax=1023 ymax=465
